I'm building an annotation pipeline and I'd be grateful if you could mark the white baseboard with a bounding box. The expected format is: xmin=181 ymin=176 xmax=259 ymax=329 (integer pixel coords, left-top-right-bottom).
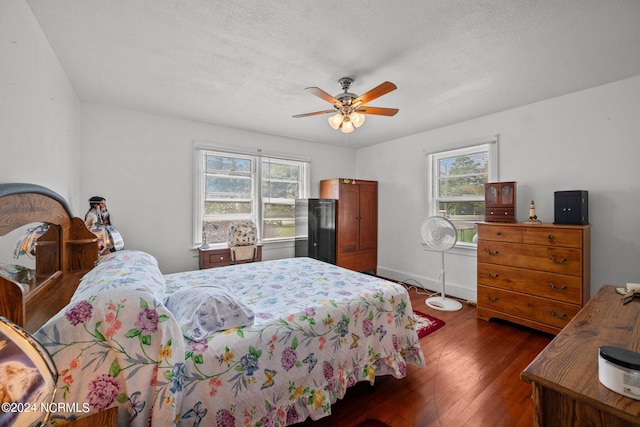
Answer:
xmin=377 ymin=266 xmax=477 ymax=303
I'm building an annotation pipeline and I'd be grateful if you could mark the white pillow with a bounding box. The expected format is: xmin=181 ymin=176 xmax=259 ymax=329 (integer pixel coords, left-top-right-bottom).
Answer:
xmin=74 ymin=250 xmax=165 ymax=303
xmin=164 ymin=286 xmax=255 ymax=340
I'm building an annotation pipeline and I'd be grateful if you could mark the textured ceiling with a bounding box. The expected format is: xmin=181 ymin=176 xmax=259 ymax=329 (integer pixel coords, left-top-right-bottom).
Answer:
xmin=26 ymin=0 xmax=640 ymax=148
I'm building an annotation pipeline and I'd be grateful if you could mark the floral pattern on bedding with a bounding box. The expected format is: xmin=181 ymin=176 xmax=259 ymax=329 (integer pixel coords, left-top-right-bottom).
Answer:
xmin=36 ymin=288 xmax=185 ymax=426
xmin=164 ymin=257 xmax=425 ymax=427
xmin=35 ymin=254 xmax=424 ymax=427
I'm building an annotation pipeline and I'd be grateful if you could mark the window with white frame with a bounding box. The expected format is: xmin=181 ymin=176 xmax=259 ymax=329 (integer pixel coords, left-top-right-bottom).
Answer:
xmin=194 ymin=146 xmax=309 ymax=246
xmin=428 ymin=137 xmax=498 ymax=246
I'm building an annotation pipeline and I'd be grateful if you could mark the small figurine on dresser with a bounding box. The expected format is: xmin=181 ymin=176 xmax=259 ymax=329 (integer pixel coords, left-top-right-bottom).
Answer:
xmin=525 ymin=200 xmax=542 ymax=224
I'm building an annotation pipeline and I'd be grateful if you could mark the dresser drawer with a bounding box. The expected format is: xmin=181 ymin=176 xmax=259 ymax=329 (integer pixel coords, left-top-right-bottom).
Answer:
xmin=478 ymin=241 xmax=582 ymax=276
xmin=484 ymin=207 xmax=515 ymax=222
xmin=477 ymin=223 xmax=522 ymax=243
xmin=478 ymin=285 xmax=581 ymax=329
xmin=522 ymin=226 xmax=583 ymax=248
xmin=477 ymin=263 xmax=582 ymax=304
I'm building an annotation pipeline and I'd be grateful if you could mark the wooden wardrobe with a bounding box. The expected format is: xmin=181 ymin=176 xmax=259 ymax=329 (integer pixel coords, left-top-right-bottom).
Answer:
xmin=320 ymin=178 xmax=377 ymax=274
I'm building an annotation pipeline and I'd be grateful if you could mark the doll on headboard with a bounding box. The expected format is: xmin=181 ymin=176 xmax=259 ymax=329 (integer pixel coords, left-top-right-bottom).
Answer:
xmin=84 ymin=196 xmax=124 ymax=253
xmin=84 ymin=196 xmax=111 ymax=228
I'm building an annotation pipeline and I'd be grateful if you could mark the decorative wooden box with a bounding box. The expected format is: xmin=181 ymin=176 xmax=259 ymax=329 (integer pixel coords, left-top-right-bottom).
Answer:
xmin=484 ymin=181 xmax=516 ymax=223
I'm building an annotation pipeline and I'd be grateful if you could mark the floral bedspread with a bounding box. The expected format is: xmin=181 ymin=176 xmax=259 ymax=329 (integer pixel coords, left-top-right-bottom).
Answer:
xmin=35 ymin=252 xmax=425 ymax=427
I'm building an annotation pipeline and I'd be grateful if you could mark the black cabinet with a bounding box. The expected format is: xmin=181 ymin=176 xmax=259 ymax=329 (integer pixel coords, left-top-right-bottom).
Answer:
xmin=554 ymin=191 xmax=589 ymax=225
xmin=294 ymin=199 xmax=336 ymax=264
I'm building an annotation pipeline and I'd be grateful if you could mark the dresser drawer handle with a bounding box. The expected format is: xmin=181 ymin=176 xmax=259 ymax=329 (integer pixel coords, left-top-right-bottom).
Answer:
xmin=486 ymin=272 xmax=499 ymax=279
xmin=549 ymin=310 xmax=567 ymax=319
xmin=485 ymin=295 xmax=499 ymax=303
xmin=548 ymin=283 xmax=567 ymax=291
xmin=495 ymin=231 xmax=502 ymax=236
xmin=547 ymin=234 xmax=554 ymax=240
xmin=550 ymin=256 xmax=567 ymax=264
xmin=485 ymin=249 xmax=499 ymax=256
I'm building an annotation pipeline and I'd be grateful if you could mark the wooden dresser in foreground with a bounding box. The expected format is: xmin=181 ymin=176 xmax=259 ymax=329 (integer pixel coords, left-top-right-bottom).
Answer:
xmin=477 ymin=222 xmax=590 ymax=334
xmin=521 ymin=285 xmax=640 ymax=427
xmin=66 ymin=406 xmax=118 ymax=426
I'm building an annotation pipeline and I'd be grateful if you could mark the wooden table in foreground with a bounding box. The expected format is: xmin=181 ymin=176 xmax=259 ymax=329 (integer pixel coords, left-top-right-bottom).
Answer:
xmin=521 ymin=285 xmax=640 ymax=426
xmin=65 ymin=406 xmax=118 ymax=426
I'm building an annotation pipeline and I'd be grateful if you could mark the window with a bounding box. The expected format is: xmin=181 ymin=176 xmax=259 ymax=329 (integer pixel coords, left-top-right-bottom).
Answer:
xmin=194 ymin=146 xmax=309 ymax=246
xmin=428 ymin=137 xmax=498 ymax=246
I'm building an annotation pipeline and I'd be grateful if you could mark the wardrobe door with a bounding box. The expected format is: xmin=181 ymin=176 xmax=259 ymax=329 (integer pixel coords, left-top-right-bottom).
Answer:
xmin=338 ymin=183 xmax=359 ymax=254
xmin=358 ymin=181 xmax=377 ymax=252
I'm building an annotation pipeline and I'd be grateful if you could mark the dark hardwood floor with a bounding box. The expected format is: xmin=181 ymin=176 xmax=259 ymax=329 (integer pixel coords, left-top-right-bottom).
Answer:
xmin=298 ymin=285 xmax=553 ymax=427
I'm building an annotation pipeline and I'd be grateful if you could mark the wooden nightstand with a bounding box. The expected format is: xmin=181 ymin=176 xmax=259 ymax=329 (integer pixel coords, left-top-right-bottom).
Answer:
xmin=198 ymin=245 xmax=263 ymax=269
xmin=64 ymin=407 xmax=118 ymax=426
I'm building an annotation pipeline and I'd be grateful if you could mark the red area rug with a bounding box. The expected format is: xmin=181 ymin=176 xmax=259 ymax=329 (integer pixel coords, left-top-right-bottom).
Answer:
xmin=355 ymin=419 xmax=392 ymax=427
xmin=414 ymin=310 xmax=445 ymax=338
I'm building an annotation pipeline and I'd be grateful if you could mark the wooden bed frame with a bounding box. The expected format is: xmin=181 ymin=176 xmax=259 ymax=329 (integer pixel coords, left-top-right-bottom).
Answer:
xmin=0 ymin=183 xmax=98 ymax=332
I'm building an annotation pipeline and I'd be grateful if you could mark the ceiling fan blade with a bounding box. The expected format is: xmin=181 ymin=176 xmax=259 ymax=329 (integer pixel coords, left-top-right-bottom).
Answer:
xmin=357 ymin=106 xmax=399 ymax=116
xmin=352 ymin=81 xmax=397 ymax=105
xmin=292 ymin=109 xmax=336 ymax=118
xmin=305 ymin=87 xmax=343 ymax=106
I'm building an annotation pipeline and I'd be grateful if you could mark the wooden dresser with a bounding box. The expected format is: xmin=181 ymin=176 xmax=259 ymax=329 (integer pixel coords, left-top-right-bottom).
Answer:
xmin=67 ymin=406 xmax=118 ymax=426
xmin=521 ymin=285 xmax=640 ymax=426
xmin=477 ymin=222 xmax=590 ymax=334
xmin=198 ymin=245 xmax=262 ymax=269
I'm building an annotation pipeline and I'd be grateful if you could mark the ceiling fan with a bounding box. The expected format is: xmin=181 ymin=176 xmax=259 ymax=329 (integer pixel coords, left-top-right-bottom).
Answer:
xmin=293 ymin=77 xmax=399 ymax=133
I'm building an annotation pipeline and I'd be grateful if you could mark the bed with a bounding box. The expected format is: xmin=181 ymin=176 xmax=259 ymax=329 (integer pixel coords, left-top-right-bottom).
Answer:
xmin=0 ymin=185 xmax=425 ymax=427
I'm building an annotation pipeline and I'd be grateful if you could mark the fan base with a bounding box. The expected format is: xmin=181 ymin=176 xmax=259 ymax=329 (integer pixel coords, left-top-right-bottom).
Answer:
xmin=426 ymin=296 xmax=463 ymax=312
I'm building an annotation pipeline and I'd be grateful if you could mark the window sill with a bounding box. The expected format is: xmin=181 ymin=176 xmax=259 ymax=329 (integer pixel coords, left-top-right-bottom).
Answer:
xmin=192 ymin=238 xmax=295 ymax=251
xmin=421 ymin=242 xmax=477 ymax=257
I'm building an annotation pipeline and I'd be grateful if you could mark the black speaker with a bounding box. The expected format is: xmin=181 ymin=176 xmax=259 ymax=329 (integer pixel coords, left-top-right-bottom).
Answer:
xmin=554 ymin=191 xmax=588 ymax=225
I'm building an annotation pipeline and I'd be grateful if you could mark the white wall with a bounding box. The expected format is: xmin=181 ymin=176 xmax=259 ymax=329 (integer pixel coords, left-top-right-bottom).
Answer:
xmin=0 ymin=0 xmax=81 ymax=208
xmin=0 ymin=0 xmax=81 ymax=264
xmin=357 ymin=75 xmax=640 ymax=301
xmin=79 ymin=103 xmax=356 ymax=273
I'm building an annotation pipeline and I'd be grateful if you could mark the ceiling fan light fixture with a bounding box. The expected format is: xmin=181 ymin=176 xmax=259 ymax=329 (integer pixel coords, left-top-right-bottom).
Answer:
xmin=349 ymin=111 xmax=365 ymax=128
xmin=295 ymin=78 xmax=398 ymax=134
xmin=341 ymin=119 xmax=354 ymax=133
xmin=328 ymin=113 xmax=343 ymax=130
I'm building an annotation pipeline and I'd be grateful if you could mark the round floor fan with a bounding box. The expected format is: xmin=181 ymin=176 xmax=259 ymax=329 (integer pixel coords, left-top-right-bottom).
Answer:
xmin=421 ymin=216 xmax=463 ymax=311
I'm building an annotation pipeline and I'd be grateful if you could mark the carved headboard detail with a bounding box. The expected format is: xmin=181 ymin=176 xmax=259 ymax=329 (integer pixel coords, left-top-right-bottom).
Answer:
xmin=0 ymin=183 xmax=98 ymax=331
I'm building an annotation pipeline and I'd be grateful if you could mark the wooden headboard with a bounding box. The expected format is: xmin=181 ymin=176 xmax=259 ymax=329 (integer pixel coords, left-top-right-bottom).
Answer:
xmin=0 ymin=183 xmax=98 ymax=332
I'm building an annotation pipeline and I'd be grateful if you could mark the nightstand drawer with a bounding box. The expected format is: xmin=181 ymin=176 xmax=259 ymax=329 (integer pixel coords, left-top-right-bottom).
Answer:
xmin=199 ymin=246 xmax=262 ymax=269
xmin=203 ymin=250 xmax=231 ymax=266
